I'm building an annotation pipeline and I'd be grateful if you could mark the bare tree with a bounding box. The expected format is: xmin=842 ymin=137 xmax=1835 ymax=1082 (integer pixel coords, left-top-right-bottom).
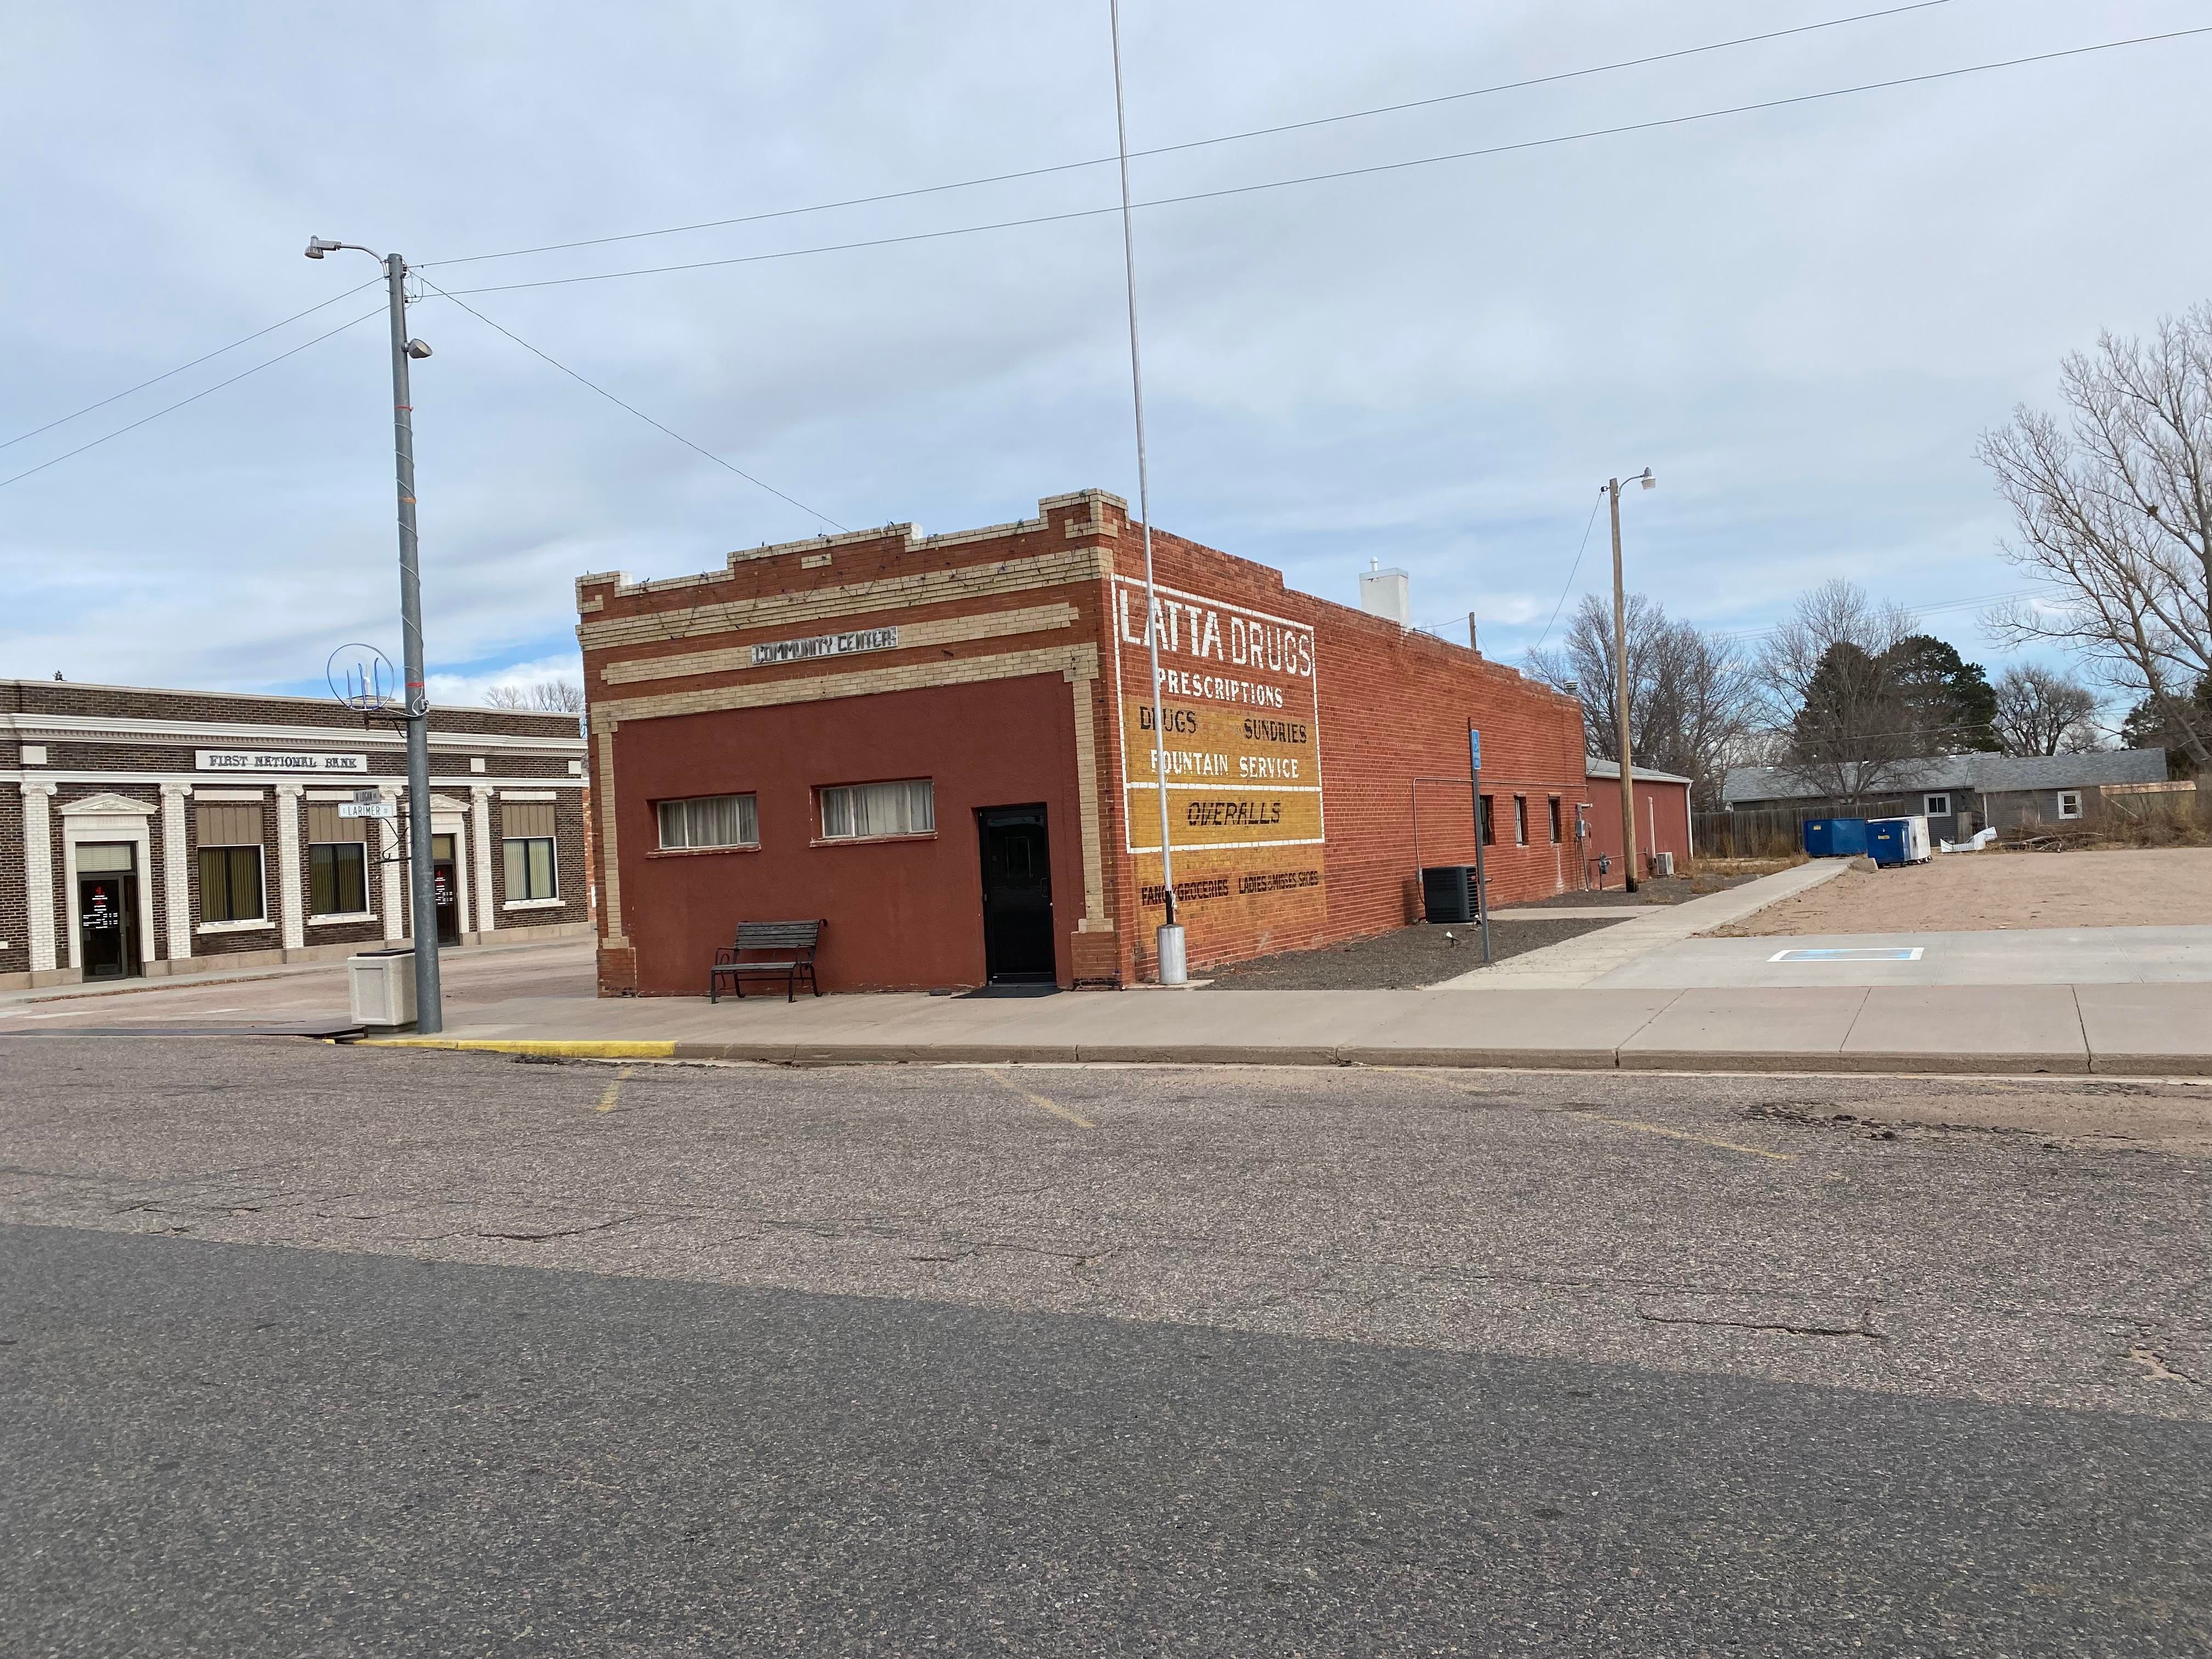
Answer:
xmin=1979 ymin=303 xmax=2212 ymax=771
xmin=1526 ymin=592 xmax=1757 ymax=809
xmin=485 ymin=679 xmax=585 ymax=715
xmin=1755 ymin=579 xmax=1920 ymax=804
xmin=1992 ymin=664 xmax=2103 ymax=755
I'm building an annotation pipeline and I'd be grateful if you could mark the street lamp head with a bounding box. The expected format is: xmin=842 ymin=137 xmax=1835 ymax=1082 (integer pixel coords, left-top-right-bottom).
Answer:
xmin=1638 ymin=468 xmax=1656 ymax=490
xmin=404 ymin=338 xmax=433 ymax=360
xmin=303 ymin=236 xmax=343 ymax=259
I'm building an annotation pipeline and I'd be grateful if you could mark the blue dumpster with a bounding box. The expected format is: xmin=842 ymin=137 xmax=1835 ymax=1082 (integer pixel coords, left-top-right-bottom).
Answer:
xmin=1866 ymin=816 xmax=1931 ymax=867
xmin=1803 ymin=817 xmax=1869 ymax=859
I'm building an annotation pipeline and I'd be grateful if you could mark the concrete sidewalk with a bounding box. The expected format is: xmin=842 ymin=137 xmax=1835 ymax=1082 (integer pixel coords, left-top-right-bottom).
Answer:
xmin=1434 ymin=860 xmax=1852 ymax=989
xmin=362 ymin=979 xmax=2212 ymax=1075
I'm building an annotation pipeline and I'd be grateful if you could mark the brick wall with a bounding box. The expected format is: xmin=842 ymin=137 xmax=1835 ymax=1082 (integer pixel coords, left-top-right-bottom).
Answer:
xmin=580 ymin=490 xmax=1595 ymax=992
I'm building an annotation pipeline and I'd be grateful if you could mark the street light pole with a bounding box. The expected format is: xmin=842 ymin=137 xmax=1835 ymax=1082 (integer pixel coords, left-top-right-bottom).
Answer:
xmin=1605 ymin=468 xmax=1656 ymax=895
xmin=309 ymin=236 xmax=443 ymax=1032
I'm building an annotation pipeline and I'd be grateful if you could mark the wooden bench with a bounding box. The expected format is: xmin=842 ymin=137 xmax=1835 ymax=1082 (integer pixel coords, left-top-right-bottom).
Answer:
xmin=709 ymin=919 xmax=825 ymax=1003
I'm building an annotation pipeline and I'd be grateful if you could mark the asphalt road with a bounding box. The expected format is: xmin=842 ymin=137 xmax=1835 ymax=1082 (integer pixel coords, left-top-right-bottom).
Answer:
xmin=4 ymin=1039 xmax=2210 ymax=1654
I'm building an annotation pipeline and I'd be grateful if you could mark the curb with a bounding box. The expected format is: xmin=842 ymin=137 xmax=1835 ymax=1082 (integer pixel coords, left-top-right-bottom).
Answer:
xmin=345 ymin=1035 xmax=2211 ymax=1075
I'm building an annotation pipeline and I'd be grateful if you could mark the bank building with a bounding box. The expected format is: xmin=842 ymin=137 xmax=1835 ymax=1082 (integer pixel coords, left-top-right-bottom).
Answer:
xmin=2 ymin=679 xmax=589 ymax=989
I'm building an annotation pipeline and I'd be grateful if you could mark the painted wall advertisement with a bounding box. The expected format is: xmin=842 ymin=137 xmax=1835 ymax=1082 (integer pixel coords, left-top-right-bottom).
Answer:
xmin=1110 ymin=575 xmax=1326 ymax=943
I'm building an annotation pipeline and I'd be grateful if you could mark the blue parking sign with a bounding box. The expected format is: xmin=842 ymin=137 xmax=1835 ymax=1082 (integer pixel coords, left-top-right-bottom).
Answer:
xmin=1468 ymin=727 xmax=1481 ymax=774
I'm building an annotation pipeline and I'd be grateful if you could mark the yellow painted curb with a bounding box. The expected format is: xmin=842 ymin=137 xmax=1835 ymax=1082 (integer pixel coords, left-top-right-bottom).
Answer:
xmin=356 ymin=1038 xmax=679 ymax=1059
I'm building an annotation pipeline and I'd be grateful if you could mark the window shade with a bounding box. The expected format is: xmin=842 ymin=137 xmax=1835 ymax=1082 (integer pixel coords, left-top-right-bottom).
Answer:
xmin=502 ymin=802 xmax=556 ymax=839
xmin=304 ymin=804 xmax=365 ymax=843
xmin=195 ymin=804 xmax=262 ymax=847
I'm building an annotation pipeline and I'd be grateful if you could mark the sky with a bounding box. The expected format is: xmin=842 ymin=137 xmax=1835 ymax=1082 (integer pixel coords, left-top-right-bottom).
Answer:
xmin=5 ymin=0 xmax=2211 ymax=709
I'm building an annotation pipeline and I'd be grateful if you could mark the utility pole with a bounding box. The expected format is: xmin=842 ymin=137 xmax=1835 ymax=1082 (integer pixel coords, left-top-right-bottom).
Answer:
xmin=1605 ymin=467 xmax=1656 ymax=895
xmin=1107 ymin=0 xmax=1184 ymax=984
xmin=308 ymin=237 xmax=444 ymax=1031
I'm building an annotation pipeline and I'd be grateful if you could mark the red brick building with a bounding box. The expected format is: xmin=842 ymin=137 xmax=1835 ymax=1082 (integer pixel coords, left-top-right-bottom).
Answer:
xmin=578 ymin=489 xmax=1608 ymax=995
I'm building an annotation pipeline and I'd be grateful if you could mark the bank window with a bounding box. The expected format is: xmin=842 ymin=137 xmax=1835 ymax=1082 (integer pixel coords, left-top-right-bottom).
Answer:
xmin=503 ymin=802 xmax=560 ymax=900
xmin=1479 ymin=794 xmax=1495 ymax=846
xmin=304 ymin=804 xmax=370 ymax=916
xmin=1548 ymin=797 xmax=1563 ymax=844
xmin=657 ymin=793 xmax=758 ymax=851
xmin=195 ymin=804 xmax=265 ymax=924
xmin=1514 ymin=795 xmax=1529 ymax=845
xmin=821 ymin=779 xmax=935 ymax=841
xmin=2057 ymin=790 xmax=2084 ymax=820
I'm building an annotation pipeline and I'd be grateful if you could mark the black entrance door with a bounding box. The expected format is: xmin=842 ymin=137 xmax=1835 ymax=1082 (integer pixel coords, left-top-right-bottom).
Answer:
xmin=431 ymin=833 xmax=462 ymax=944
xmin=977 ymin=805 xmax=1056 ymax=982
xmin=78 ymin=871 xmax=138 ymax=980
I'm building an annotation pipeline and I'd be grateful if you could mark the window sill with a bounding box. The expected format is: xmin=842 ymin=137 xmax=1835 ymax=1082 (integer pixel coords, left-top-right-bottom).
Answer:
xmin=810 ymin=832 xmax=938 ymax=849
xmin=197 ymin=919 xmax=272 ymax=935
xmin=503 ymin=897 xmax=567 ymax=911
xmin=646 ymin=844 xmax=760 ymax=860
xmin=308 ymin=912 xmax=377 ymax=927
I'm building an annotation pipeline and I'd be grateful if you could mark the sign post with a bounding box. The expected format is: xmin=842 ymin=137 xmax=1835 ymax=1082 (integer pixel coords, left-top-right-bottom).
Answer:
xmin=1468 ymin=725 xmax=1493 ymax=964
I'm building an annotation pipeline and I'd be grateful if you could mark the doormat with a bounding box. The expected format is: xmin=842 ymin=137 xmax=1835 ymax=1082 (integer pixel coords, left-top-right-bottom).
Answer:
xmin=955 ymin=983 xmax=1063 ymax=998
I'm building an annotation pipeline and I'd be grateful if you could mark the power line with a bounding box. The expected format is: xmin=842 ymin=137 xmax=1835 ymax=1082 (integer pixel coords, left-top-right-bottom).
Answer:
xmin=0 ymin=308 xmax=386 ymax=492
xmin=1 ymin=278 xmax=383 ymax=454
xmin=414 ymin=278 xmax=847 ymax=531
xmin=1527 ymin=493 xmax=1608 ymax=657
xmin=435 ymin=26 xmax=2212 ymax=301
xmin=424 ymin=1 xmax=1961 ymax=272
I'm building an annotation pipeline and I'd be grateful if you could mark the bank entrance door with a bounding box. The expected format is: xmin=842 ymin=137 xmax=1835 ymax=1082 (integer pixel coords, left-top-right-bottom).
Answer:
xmin=77 ymin=844 xmax=139 ymax=980
xmin=431 ymin=833 xmax=462 ymax=944
xmin=977 ymin=805 xmax=1056 ymax=983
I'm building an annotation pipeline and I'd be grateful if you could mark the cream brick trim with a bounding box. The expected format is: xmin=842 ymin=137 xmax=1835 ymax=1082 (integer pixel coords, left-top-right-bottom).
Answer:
xmin=20 ymin=782 xmax=58 ymax=973
xmin=159 ymin=784 xmax=191 ymax=962
xmin=596 ymin=644 xmax=1100 ymax=729
xmin=599 ymin=602 xmax=1080 ymax=686
xmin=596 ymin=727 xmax=627 ymax=948
xmin=1067 ymin=669 xmax=1106 ymax=926
xmin=470 ymin=786 xmax=496 ymax=936
xmin=579 ymin=548 xmax=1111 ymax=652
xmin=274 ymin=785 xmax=306 ymax=952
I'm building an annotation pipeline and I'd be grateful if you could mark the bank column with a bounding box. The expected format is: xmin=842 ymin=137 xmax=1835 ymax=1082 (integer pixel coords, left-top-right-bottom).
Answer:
xmin=275 ymin=784 xmax=306 ymax=952
xmin=377 ymin=786 xmax=405 ymax=942
xmin=470 ymin=785 xmax=496 ymax=939
xmin=159 ymin=783 xmax=192 ymax=963
xmin=19 ymin=782 xmax=57 ymax=975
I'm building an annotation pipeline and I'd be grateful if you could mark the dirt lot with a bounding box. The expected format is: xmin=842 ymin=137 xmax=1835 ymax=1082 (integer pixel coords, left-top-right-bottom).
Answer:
xmin=1709 ymin=846 xmax=2212 ymax=936
xmin=1202 ymin=917 xmax=1627 ymax=989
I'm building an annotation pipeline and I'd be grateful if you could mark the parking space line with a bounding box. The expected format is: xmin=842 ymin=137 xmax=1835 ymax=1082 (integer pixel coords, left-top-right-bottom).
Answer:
xmin=595 ymin=1065 xmax=635 ymax=1113
xmin=984 ymin=1069 xmax=1096 ymax=1130
xmin=1573 ymin=1113 xmax=1794 ymax=1161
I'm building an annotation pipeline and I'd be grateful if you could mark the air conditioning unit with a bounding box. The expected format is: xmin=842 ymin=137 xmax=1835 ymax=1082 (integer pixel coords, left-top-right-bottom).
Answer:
xmin=1649 ymin=850 xmax=1676 ymax=879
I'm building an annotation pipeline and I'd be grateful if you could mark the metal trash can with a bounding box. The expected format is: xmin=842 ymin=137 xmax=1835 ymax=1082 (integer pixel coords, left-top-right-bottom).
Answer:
xmin=348 ymin=947 xmax=417 ymax=1028
xmin=1421 ymin=865 xmax=1476 ymax=924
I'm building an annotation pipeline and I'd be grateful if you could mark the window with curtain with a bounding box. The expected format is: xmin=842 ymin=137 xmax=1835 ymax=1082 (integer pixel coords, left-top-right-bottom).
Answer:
xmin=1548 ymin=797 xmax=1563 ymax=844
xmin=1479 ymin=794 xmax=1494 ymax=847
xmin=819 ymin=780 xmax=934 ymax=840
xmin=654 ymin=793 xmax=757 ymax=850
xmin=502 ymin=800 xmax=560 ymax=901
xmin=195 ymin=803 xmax=266 ymax=923
xmin=305 ymin=804 xmax=369 ymax=916
xmin=1514 ymin=795 xmax=1530 ymax=845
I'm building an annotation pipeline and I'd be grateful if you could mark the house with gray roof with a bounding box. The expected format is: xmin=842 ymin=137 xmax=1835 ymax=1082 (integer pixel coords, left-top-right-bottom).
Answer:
xmin=1721 ymin=749 xmax=2170 ymax=842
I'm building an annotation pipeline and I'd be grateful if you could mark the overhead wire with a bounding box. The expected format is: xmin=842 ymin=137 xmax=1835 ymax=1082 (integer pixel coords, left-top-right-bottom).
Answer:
xmin=0 ymin=307 xmax=386 ymax=492
xmin=432 ymin=26 xmax=2212 ymax=300
xmin=423 ymin=0 xmax=1963 ymax=270
xmin=414 ymin=276 xmax=847 ymax=531
xmin=1 ymin=277 xmax=383 ymax=454
xmin=1526 ymin=493 xmax=1609 ymax=657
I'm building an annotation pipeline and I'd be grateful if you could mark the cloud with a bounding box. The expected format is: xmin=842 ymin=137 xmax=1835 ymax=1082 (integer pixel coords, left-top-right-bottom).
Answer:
xmin=5 ymin=0 xmax=2210 ymax=699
